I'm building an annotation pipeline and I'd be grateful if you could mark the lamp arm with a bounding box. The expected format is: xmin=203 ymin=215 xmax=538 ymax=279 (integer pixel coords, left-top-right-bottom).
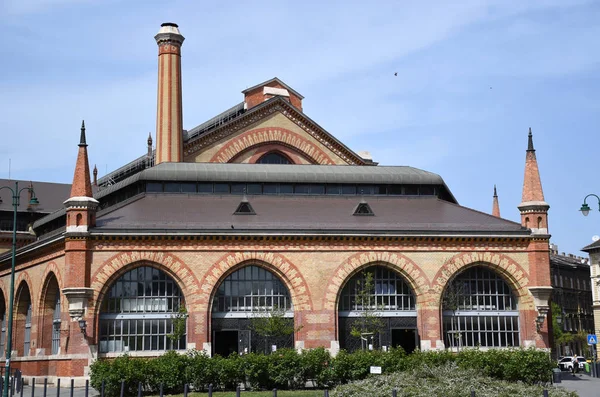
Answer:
xmin=0 ymin=185 xmax=15 ymax=196
xmin=583 ymin=194 xmax=600 ymax=210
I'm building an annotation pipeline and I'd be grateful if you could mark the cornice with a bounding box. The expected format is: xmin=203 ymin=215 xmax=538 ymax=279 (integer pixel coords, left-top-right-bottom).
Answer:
xmin=184 ymin=98 xmax=367 ymax=165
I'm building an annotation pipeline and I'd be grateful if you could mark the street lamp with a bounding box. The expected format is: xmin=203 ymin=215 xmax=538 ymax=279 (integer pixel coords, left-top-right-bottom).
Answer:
xmin=580 ymin=194 xmax=600 ymax=217
xmin=0 ymin=182 xmax=39 ymax=397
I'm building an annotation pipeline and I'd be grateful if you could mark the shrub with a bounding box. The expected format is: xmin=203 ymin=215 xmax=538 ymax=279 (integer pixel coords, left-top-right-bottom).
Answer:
xmin=330 ymin=362 xmax=577 ymax=397
xmin=300 ymin=347 xmax=333 ymax=388
xmin=456 ymin=348 xmax=555 ymax=384
xmin=213 ymin=353 xmax=245 ymax=390
xmin=146 ymin=350 xmax=189 ymax=394
xmin=267 ymin=348 xmax=303 ymax=389
xmin=186 ymin=350 xmax=214 ymax=391
xmin=90 ymin=355 xmax=150 ymax=397
xmin=331 ymin=349 xmax=385 ymax=384
xmin=243 ymin=353 xmax=272 ymax=390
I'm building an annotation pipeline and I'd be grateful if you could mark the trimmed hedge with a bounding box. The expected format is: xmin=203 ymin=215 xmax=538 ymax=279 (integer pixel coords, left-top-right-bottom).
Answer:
xmin=90 ymin=347 xmax=555 ymax=396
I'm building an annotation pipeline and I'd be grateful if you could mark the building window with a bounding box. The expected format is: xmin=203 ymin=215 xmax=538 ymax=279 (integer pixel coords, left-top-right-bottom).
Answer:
xmin=0 ymin=312 xmax=5 ymax=357
xmin=339 ymin=266 xmax=415 ymax=313
xmin=51 ymin=295 xmax=61 ymax=355
xmin=257 ymin=152 xmax=292 ymax=164
xmin=99 ymin=266 xmax=185 ymax=353
xmin=442 ymin=266 xmax=519 ymax=349
xmin=24 ymin=303 xmax=32 ymax=355
xmin=212 ymin=265 xmax=292 ymax=314
xmin=211 ymin=265 xmax=294 ymax=356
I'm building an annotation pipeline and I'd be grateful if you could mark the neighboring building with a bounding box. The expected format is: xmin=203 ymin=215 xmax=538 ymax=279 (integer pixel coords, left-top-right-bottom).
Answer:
xmin=583 ymin=239 xmax=600 ymax=342
xmin=0 ymin=23 xmax=554 ymax=383
xmin=0 ymin=179 xmax=71 ymax=254
xmin=549 ymin=244 xmax=593 ymax=357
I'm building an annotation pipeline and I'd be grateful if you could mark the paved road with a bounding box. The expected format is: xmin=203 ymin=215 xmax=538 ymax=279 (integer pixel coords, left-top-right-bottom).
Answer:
xmin=556 ymin=371 xmax=600 ymax=397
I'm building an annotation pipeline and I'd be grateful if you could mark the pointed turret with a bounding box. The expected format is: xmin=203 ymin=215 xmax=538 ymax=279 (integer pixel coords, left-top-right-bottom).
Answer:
xmin=61 ymin=122 xmax=98 ymax=354
xmin=64 ymin=121 xmax=98 ymax=234
xmin=492 ymin=185 xmax=501 ymax=218
xmin=518 ymin=128 xmax=549 ymax=234
xmin=147 ymin=132 xmax=153 ymax=167
xmin=70 ymin=121 xmax=93 ymax=198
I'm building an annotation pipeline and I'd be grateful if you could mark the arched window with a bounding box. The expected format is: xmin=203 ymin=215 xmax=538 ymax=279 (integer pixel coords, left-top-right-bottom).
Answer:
xmin=0 ymin=295 xmax=5 ymax=358
xmin=257 ymin=152 xmax=292 ymax=164
xmin=99 ymin=266 xmax=185 ymax=353
xmin=442 ymin=266 xmax=519 ymax=349
xmin=338 ymin=265 xmax=417 ymax=352
xmin=51 ymin=294 xmax=61 ymax=354
xmin=24 ymin=303 xmax=32 ymax=355
xmin=212 ymin=265 xmax=293 ymax=356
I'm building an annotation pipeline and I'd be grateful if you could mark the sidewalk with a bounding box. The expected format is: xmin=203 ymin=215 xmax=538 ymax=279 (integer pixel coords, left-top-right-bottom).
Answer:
xmin=557 ymin=371 xmax=600 ymax=397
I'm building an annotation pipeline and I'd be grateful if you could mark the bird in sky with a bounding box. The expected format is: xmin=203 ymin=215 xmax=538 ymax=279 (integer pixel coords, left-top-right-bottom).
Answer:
xmin=394 ymin=72 xmax=398 ymax=76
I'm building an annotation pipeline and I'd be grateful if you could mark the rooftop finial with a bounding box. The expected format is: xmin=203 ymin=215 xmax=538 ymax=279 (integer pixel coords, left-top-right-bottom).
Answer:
xmin=79 ymin=120 xmax=87 ymax=147
xmin=527 ymin=127 xmax=534 ymax=151
xmin=493 ymin=184 xmax=497 ymax=197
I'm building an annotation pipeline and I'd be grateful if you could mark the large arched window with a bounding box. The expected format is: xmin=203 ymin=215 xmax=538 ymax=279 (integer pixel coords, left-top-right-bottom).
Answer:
xmin=41 ymin=274 xmax=61 ymax=355
xmin=0 ymin=294 xmax=5 ymax=358
xmin=256 ymin=152 xmax=292 ymax=164
xmin=212 ymin=265 xmax=292 ymax=314
xmin=99 ymin=266 xmax=185 ymax=353
xmin=212 ymin=265 xmax=293 ymax=356
xmin=338 ymin=265 xmax=417 ymax=352
xmin=442 ymin=266 xmax=519 ymax=349
xmin=51 ymin=294 xmax=61 ymax=354
xmin=15 ymin=283 xmax=32 ymax=357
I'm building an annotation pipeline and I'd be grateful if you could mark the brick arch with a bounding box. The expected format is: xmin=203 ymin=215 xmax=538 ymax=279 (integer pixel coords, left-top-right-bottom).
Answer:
xmin=37 ymin=269 xmax=61 ymax=352
xmin=210 ymin=127 xmax=336 ymax=164
xmin=0 ymin=279 xmax=6 ymax=310
xmin=15 ymin=272 xmax=34 ymax=309
xmin=198 ymin=252 xmax=313 ymax=313
xmin=91 ymin=252 xmax=202 ymax=315
xmin=37 ymin=262 xmax=63 ymax=308
xmin=323 ymin=252 xmax=430 ymax=311
xmin=241 ymin=143 xmax=314 ymax=164
xmin=430 ymin=252 xmax=533 ymax=307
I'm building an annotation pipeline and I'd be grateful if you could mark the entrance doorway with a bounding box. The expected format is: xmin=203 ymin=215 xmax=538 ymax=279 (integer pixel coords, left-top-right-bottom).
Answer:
xmin=213 ymin=330 xmax=238 ymax=357
xmin=391 ymin=328 xmax=417 ymax=353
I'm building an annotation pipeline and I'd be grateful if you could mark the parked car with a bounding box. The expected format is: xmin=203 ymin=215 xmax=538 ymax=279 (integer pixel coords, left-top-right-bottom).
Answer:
xmin=558 ymin=356 xmax=587 ymax=371
xmin=558 ymin=357 xmax=574 ymax=371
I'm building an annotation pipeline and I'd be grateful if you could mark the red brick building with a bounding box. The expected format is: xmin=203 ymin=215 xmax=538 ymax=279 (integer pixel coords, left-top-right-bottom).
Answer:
xmin=0 ymin=23 xmax=553 ymax=383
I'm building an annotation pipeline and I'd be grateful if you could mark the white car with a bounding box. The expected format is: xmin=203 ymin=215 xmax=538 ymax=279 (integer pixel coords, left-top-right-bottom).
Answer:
xmin=558 ymin=356 xmax=586 ymax=371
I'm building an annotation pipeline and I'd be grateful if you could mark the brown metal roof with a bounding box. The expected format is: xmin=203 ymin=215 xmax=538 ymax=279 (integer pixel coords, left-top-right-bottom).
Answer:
xmin=582 ymin=239 xmax=600 ymax=252
xmin=0 ymin=179 xmax=71 ymax=214
xmin=94 ymin=194 xmax=526 ymax=235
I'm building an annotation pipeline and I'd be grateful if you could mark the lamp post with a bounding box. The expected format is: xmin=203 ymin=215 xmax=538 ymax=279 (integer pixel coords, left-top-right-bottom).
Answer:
xmin=0 ymin=182 xmax=39 ymax=397
xmin=580 ymin=194 xmax=600 ymax=216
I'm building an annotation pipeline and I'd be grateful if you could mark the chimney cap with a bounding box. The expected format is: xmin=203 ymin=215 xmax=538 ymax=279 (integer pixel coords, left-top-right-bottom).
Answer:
xmin=161 ymin=22 xmax=179 ymax=28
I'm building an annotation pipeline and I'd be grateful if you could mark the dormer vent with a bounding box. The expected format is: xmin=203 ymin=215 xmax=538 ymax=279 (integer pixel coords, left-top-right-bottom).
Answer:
xmin=234 ymin=196 xmax=256 ymax=215
xmin=353 ymin=200 xmax=374 ymax=216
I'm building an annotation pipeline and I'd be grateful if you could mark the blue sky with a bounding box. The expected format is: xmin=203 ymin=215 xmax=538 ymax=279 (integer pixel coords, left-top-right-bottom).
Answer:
xmin=1 ymin=0 xmax=599 ymax=256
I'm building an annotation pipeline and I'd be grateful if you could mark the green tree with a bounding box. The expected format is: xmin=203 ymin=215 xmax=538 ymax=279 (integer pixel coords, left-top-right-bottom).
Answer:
xmin=250 ymin=306 xmax=302 ymax=354
xmin=167 ymin=304 xmax=187 ymax=348
xmin=442 ymin=280 xmax=465 ymax=351
xmin=349 ymin=271 xmax=385 ymax=350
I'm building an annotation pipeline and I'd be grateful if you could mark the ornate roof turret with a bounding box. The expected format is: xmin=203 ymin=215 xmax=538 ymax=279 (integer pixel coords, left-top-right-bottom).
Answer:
xmin=492 ymin=185 xmax=500 ymax=218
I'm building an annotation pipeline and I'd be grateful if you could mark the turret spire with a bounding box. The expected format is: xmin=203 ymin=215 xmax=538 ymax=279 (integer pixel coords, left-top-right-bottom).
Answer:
xmin=70 ymin=121 xmax=93 ymax=198
xmin=518 ymin=128 xmax=549 ymax=234
xmin=492 ymin=185 xmax=501 ymax=218
xmin=79 ymin=120 xmax=87 ymax=147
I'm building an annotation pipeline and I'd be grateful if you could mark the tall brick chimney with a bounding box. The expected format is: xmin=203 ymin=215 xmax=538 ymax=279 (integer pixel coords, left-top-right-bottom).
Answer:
xmin=154 ymin=23 xmax=185 ymax=164
xmin=518 ymin=128 xmax=549 ymax=234
xmin=492 ymin=185 xmax=501 ymax=218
